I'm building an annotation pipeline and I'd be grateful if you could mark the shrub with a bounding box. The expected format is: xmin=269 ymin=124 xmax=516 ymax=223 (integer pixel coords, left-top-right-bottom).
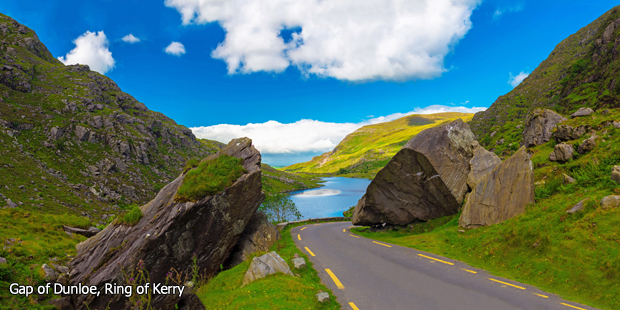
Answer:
xmin=175 ymin=155 xmax=246 ymax=202
xmin=119 ymin=205 xmax=143 ymax=225
xmin=260 ymin=193 xmax=302 ymax=223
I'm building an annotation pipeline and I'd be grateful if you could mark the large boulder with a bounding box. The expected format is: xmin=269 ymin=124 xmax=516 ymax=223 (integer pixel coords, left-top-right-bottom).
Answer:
xmin=549 ymin=143 xmax=574 ymax=163
xmin=225 ymin=211 xmax=280 ymax=268
xmin=352 ymin=119 xmax=475 ymax=226
xmin=68 ymin=138 xmax=263 ymax=310
xmin=522 ymin=109 xmax=566 ymax=147
xmin=459 ymin=147 xmax=534 ymax=228
xmin=553 ymin=125 xmax=589 ymax=142
xmin=467 ymin=141 xmax=501 ymax=190
xmin=242 ymin=251 xmax=293 ymax=286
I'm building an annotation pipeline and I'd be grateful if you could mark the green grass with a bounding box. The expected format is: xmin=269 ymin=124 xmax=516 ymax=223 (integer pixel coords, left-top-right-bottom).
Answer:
xmin=195 ymin=224 xmax=340 ymax=310
xmin=176 ymin=155 xmax=247 ymax=202
xmin=118 ymin=205 xmax=143 ymax=225
xmin=261 ymin=164 xmax=324 ymax=195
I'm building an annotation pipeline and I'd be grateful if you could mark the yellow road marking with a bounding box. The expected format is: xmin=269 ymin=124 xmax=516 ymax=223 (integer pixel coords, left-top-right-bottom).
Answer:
xmin=343 ymin=229 xmax=345 ymax=232
xmin=300 ymin=227 xmax=307 ymax=231
xmin=325 ymin=269 xmax=345 ymax=289
xmin=314 ymin=223 xmax=322 ymax=226
xmin=349 ymin=302 xmax=360 ymax=310
xmin=298 ymin=234 xmax=301 ymax=241
xmin=533 ymin=293 xmax=549 ymax=298
xmin=418 ymin=254 xmax=454 ymax=265
xmin=560 ymin=303 xmax=586 ymax=310
xmin=462 ymin=268 xmax=477 ymax=274
xmin=305 ymin=247 xmax=316 ymax=256
xmin=349 ymin=234 xmax=360 ymax=238
xmin=372 ymin=241 xmax=392 ymax=247
xmin=488 ymin=278 xmax=525 ymax=290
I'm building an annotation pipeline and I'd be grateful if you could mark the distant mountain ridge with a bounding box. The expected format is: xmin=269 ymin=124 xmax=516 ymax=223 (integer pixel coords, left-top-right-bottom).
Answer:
xmin=284 ymin=112 xmax=473 ymax=178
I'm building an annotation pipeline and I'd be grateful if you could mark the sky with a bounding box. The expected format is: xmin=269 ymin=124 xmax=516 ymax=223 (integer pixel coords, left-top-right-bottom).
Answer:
xmin=0 ymin=0 xmax=617 ymax=166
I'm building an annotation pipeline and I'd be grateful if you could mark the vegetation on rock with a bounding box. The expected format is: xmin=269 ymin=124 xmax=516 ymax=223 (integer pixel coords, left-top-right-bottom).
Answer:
xmin=260 ymin=193 xmax=302 ymax=223
xmin=118 ymin=205 xmax=143 ymax=225
xmin=176 ymin=155 xmax=247 ymax=202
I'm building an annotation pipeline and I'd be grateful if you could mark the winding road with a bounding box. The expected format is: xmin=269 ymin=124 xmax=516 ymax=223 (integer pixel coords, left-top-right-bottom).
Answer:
xmin=291 ymin=221 xmax=597 ymax=310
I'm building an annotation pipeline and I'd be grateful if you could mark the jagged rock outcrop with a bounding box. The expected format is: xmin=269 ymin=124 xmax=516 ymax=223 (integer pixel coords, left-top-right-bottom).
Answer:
xmin=467 ymin=141 xmax=501 ymax=189
xmin=68 ymin=138 xmax=263 ymax=310
xmin=553 ymin=124 xmax=590 ymax=142
xmin=459 ymin=147 xmax=534 ymax=228
xmin=549 ymin=143 xmax=574 ymax=163
xmin=242 ymin=251 xmax=294 ymax=286
xmin=522 ymin=109 xmax=567 ymax=147
xmin=578 ymin=135 xmax=597 ymax=154
xmin=352 ymin=119 xmax=475 ymax=226
xmin=225 ymin=211 xmax=280 ymax=268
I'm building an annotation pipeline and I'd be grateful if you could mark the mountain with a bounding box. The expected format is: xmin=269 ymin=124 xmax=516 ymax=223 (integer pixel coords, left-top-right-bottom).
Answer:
xmin=469 ymin=5 xmax=620 ymax=155
xmin=284 ymin=112 xmax=473 ymax=178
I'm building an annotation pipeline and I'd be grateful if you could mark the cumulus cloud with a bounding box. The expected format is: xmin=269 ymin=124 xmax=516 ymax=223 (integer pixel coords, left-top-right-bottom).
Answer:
xmin=57 ymin=31 xmax=115 ymax=74
xmin=508 ymin=71 xmax=529 ymax=87
xmin=122 ymin=33 xmax=140 ymax=43
xmin=493 ymin=4 xmax=524 ymax=21
xmin=191 ymin=105 xmax=486 ymax=156
xmin=165 ymin=41 xmax=186 ymax=56
xmin=164 ymin=0 xmax=480 ymax=81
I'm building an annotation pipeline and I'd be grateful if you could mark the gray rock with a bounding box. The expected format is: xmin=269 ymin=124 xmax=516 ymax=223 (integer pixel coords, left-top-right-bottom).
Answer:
xmin=292 ymin=257 xmax=307 ymax=270
xmin=49 ymin=126 xmax=64 ymax=140
xmin=74 ymin=125 xmax=89 ymax=141
xmin=459 ymin=147 xmax=534 ymax=228
xmin=57 ymin=266 xmax=69 ymax=274
xmin=56 ymin=275 xmax=70 ymax=286
xmin=62 ymin=225 xmax=99 ymax=238
xmin=578 ymin=135 xmax=597 ymax=154
xmin=522 ymin=109 xmax=566 ymax=147
xmin=613 ymin=121 xmax=620 ymax=129
xmin=570 ymin=107 xmax=594 ymax=119
xmin=549 ymin=143 xmax=574 ymax=163
xmin=611 ymin=166 xmax=620 ymax=184
xmin=316 ymin=292 xmax=330 ymax=303
xmin=352 ymin=119 xmax=475 ymax=226
xmin=225 ymin=211 xmax=280 ymax=268
xmin=602 ymin=109 xmax=611 ymax=116
xmin=490 ymin=131 xmax=497 ymax=137
xmin=467 ymin=141 xmax=501 ymax=190
xmin=48 ymin=297 xmax=72 ymax=310
xmin=6 ymin=198 xmax=17 ymax=208
xmin=563 ymin=174 xmax=576 ymax=184
xmin=242 ymin=252 xmax=294 ymax=286
xmin=41 ymin=264 xmax=57 ymax=281
xmin=600 ymin=195 xmax=620 ymax=209
xmin=553 ymin=125 xmax=589 ymax=142
xmin=567 ymin=199 xmax=588 ymax=214
xmin=0 ymin=257 xmax=6 ymax=264
xmin=496 ymin=139 xmax=505 ymax=145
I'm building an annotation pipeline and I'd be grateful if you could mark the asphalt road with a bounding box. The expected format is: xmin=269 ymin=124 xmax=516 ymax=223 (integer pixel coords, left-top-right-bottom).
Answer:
xmin=291 ymin=221 xmax=597 ymax=310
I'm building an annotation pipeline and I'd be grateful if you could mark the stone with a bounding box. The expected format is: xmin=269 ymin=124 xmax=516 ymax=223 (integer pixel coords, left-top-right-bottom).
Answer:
xmin=242 ymin=252 xmax=294 ymax=286
xmin=316 ymin=292 xmax=330 ymax=303
xmin=490 ymin=131 xmax=497 ymax=137
xmin=578 ymin=135 xmax=597 ymax=154
xmin=56 ymin=275 xmax=70 ymax=286
xmin=57 ymin=266 xmax=69 ymax=274
xmin=292 ymin=257 xmax=307 ymax=270
xmin=68 ymin=138 xmax=262 ymax=310
xmin=570 ymin=107 xmax=594 ymax=118
xmin=522 ymin=109 xmax=566 ymax=147
xmin=6 ymin=198 xmax=17 ymax=208
xmin=352 ymin=119 xmax=475 ymax=226
xmin=600 ymin=195 xmax=620 ymax=209
xmin=459 ymin=147 xmax=534 ymax=228
xmin=566 ymin=199 xmax=588 ymax=214
xmin=553 ymin=125 xmax=589 ymax=142
xmin=0 ymin=257 xmax=6 ymax=264
xmin=563 ymin=174 xmax=576 ymax=184
xmin=613 ymin=121 xmax=620 ymax=129
xmin=48 ymin=297 xmax=73 ymax=310
xmin=74 ymin=125 xmax=89 ymax=141
xmin=549 ymin=143 xmax=574 ymax=163
xmin=41 ymin=264 xmax=57 ymax=281
xmin=225 ymin=211 xmax=280 ymax=268
xmin=602 ymin=109 xmax=611 ymax=116
xmin=62 ymin=225 xmax=100 ymax=238
xmin=611 ymin=166 xmax=620 ymax=184
xmin=49 ymin=126 xmax=64 ymax=140
xmin=467 ymin=141 xmax=501 ymax=190
xmin=496 ymin=139 xmax=505 ymax=145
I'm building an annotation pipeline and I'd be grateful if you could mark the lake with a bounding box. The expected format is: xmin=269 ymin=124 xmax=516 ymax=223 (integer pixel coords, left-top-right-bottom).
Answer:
xmin=290 ymin=177 xmax=371 ymax=219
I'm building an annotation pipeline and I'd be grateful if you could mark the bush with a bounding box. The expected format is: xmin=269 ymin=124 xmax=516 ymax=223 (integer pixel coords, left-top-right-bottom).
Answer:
xmin=260 ymin=193 xmax=302 ymax=223
xmin=175 ymin=155 xmax=247 ymax=202
xmin=119 ymin=205 xmax=143 ymax=225
xmin=183 ymin=157 xmax=201 ymax=173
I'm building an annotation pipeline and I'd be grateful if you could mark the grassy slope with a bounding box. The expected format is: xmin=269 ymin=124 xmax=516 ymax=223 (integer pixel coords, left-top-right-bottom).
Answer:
xmin=470 ymin=5 xmax=620 ymax=157
xmin=196 ymin=224 xmax=340 ymax=310
xmin=284 ymin=113 xmax=473 ymax=179
xmin=261 ymin=163 xmax=324 ymax=194
xmin=353 ymin=108 xmax=620 ymax=310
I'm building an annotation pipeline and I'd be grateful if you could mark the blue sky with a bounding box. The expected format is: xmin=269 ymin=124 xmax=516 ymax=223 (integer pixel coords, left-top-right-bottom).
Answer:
xmin=1 ymin=0 xmax=617 ymax=165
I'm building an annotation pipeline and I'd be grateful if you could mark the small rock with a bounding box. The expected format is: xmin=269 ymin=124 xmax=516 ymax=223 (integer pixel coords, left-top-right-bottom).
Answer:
xmin=563 ymin=174 xmax=576 ymax=184
xmin=458 ymin=230 xmax=465 ymax=233
xmin=293 ymin=253 xmax=300 ymax=259
xmin=490 ymin=131 xmax=497 ymax=138
xmin=6 ymin=199 xmax=17 ymax=208
xmin=0 ymin=257 xmax=6 ymax=264
xmin=600 ymin=195 xmax=620 ymax=210
xmin=294 ymin=273 xmax=301 ymax=277
xmin=316 ymin=291 xmax=330 ymax=303
xmin=613 ymin=121 xmax=620 ymax=129
xmin=549 ymin=143 xmax=574 ymax=163
xmin=567 ymin=199 xmax=589 ymax=214
xmin=41 ymin=264 xmax=57 ymax=281
xmin=496 ymin=139 xmax=505 ymax=145
xmin=602 ymin=109 xmax=611 ymax=116
xmin=570 ymin=107 xmax=594 ymax=119
xmin=611 ymin=166 xmax=620 ymax=184
xmin=578 ymin=136 xmax=596 ymax=154
xmin=57 ymin=266 xmax=69 ymax=274
xmin=292 ymin=257 xmax=307 ymax=270
xmin=242 ymin=252 xmax=294 ymax=286
xmin=56 ymin=275 xmax=70 ymax=286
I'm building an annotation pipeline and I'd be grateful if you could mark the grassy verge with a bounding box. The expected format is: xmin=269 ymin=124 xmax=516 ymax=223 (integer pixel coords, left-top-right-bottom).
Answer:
xmin=196 ymin=224 xmax=340 ymax=309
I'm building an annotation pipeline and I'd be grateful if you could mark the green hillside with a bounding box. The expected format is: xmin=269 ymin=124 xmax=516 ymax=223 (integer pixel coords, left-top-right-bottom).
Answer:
xmin=261 ymin=163 xmax=323 ymax=194
xmin=284 ymin=112 xmax=473 ymax=178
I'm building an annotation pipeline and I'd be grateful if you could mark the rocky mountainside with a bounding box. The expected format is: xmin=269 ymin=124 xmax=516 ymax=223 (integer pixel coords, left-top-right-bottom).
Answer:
xmin=284 ymin=112 xmax=473 ymax=178
xmin=0 ymin=13 xmax=217 ymax=221
xmin=470 ymin=5 xmax=620 ymax=156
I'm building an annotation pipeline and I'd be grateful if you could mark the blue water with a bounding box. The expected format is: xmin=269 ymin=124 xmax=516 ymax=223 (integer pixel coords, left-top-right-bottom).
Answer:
xmin=290 ymin=177 xmax=371 ymax=219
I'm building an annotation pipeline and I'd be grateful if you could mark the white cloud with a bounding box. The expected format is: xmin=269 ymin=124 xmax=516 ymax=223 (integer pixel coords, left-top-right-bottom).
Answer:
xmin=191 ymin=105 xmax=486 ymax=155
xmin=164 ymin=0 xmax=480 ymax=81
xmin=508 ymin=71 xmax=529 ymax=87
xmin=122 ymin=33 xmax=140 ymax=43
xmin=57 ymin=31 xmax=115 ymax=74
xmin=165 ymin=41 xmax=186 ymax=56
xmin=493 ymin=4 xmax=524 ymax=21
